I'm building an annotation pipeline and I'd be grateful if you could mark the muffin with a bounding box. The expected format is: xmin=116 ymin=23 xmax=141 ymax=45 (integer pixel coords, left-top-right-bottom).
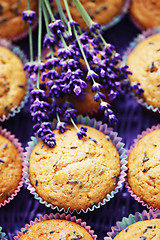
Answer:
xmin=0 ymin=45 xmax=27 ymax=120
xmin=0 ymin=127 xmax=23 ymax=206
xmin=113 ymin=219 xmax=160 ymax=239
xmin=127 ymin=127 xmax=160 ymax=209
xmin=28 ymin=124 xmax=121 ymax=212
xmin=52 ymin=0 xmax=128 ymax=29
xmin=14 ymin=212 xmax=97 ymax=239
xmin=0 ymin=0 xmax=38 ymax=40
xmin=57 ymin=84 xmax=111 ymax=117
xmin=105 ymin=209 xmax=160 ymax=239
xmin=130 ymin=0 xmax=160 ymax=29
xmin=126 ymin=32 xmax=160 ymax=110
xmin=18 ymin=219 xmax=94 ymax=239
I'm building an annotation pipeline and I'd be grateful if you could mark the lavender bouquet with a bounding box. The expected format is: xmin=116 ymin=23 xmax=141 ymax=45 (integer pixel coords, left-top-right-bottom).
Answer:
xmin=22 ymin=0 xmax=143 ymax=147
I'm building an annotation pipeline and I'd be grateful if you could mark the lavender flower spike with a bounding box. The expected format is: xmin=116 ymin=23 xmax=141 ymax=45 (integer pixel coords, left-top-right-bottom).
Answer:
xmin=56 ymin=121 xmax=67 ymax=133
xmin=87 ymin=70 xmax=99 ymax=81
xmin=48 ymin=20 xmax=65 ymax=36
xmin=77 ymin=126 xmax=88 ymax=139
xmin=92 ymin=82 xmax=103 ymax=92
xmin=22 ymin=10 xmax=36 ymax=25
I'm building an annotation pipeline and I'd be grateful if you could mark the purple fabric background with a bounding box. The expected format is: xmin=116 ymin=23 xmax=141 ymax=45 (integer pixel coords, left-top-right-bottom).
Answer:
xmin=0 ymin=14 xmax=160 ymax=239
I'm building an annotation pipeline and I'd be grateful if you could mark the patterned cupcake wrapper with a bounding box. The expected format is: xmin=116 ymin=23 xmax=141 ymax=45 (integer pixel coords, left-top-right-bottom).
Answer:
xmin=24 ymin=115 xmax=127 ymax=214
xmin=0 ymin=38 xmax=30 ymax=122
xmin=13 ymin=212 xmax=97 ymax=240
xmin=122 ymin=26 xmax=160 ymax=115
xmin=0 ymin=226 xmax=7 ymax=240
xmin=0 ymin=126 xmax=24 ymax=208
xmin=101 ymin=0 xmax=130 ymax=31
xmin=125 ymin=124 xmax=160 ymax=211
xmin=105 ymin=209 xmax=160 ymax=239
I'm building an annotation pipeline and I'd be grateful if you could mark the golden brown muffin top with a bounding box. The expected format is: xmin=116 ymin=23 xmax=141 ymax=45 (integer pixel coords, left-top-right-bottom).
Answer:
xmin=29 ymin=124 xmax=120 ymax=211
xmin=128 ymin=129 xmax=160 ymax=209
xmin=0 ymin=134 xmax=22 ymax=204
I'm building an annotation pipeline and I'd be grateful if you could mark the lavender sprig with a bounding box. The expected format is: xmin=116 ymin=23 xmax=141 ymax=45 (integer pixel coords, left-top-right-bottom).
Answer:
xmin=23 ymin=0 xmax=143 ymax=147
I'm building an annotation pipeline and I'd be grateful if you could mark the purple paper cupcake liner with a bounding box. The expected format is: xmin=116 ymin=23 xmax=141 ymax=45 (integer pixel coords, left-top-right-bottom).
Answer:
xmin=102 ymin=0 xmax=130 ymax=31
xmin=105 ymin=209 xmax=160 ymax=239
xmin=0 ymin=39 xmax=30 ymax=122
xmin=125 ymin=124 xmax=160 ymax=211
xmin=0 ymin=226 xmax=7 ymax=240
xmin=123 ymin=27 xmax=160 ymax=115
xmin=23 ymin=115 xmax=127 ymax=214
xmin=13 ymin=212 xmax=97 ymax=239
xmin=0 ymin=126 xmax=24 ymax=208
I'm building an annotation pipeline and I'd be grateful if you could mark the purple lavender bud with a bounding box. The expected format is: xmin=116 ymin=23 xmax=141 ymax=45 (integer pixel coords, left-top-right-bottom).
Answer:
xmin=42 ymin=131 xmax=56 ymax=147
xmin=58 ymin=46 xmax=75 ymax=59
xmin=108 ymin=113 xmax=117 ymax=124
xmin=24 ymin=62 xmax=37 ymax=73
xmin=87 ymin=70 xmax=99 ymax=81
xmin=73 ymin=85 xmax=82 ymax=95
xmin=43 ymin=34 xmax=56 ymax=49
xmin=64 ymin=108 xmax=77 ymax=122
xmin=46 ymin=70 xmax=60 ymax=80
xmin=22 ymin=10 xmax=36 ymax=25
xmin=92 ymin=82 xmax=103 ymax=92
xmin=41 ymin=72 xmax=47 ymax=82
xmin=89 ymin=22 xmax=101 ymax=33
xmin=39 ymin=62 xmax=46 ymax=72
xmin=70 ymin=21 xmax=80 ymax=31
xmin=49 ymin=84 xmax=61 ymax=98
xmin=31 ymin=111 xmax=49 ymax=122
xmin=108 ymin=90 xmax=118 ymax=100
xmin=48 ymin=20 xmax=65 ymax=36
xmin=44 ymin=58 xmax=60 ymax=69
xmin=94 ymin=92 xmax=106 ymax=102
xmin=30 ymin=72 xmax=37 ymax=83
xmin=100 ymin=101 xmax=111 ymax=111
xmin=77 ymin=126 xmax=87 ymax=139
xmin=56 ymin=121 xmax=67 ymax=133
xmin=33 ymin=123 xmax=41 ymax=132
xmin=100 ymin=69 xmax=106 ymax=78
xmin=30 ymin=89 xmax=46 ymax=103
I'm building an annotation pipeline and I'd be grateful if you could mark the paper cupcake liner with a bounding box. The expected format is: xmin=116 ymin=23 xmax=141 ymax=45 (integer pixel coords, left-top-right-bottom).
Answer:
xmin=122 ymin=27 xmax=160 ymax=115
xmin=0 ymin=226 xmax=7 ymax=240
xmin=0 ymin=126 xmax=24 ymax=208
xmin=13 ymin=212 xmax=97 ymax=239
xmin=24 ymin=115 xmax=127 ymax=214
xmin=125 ymin=124 xmax=160 ymax=211
xmin=101 ymin=0 xmax=130 ymax=31
xmin=0 ymin=39 xmax=30 ymax=122
xmin=105 ymin=209 xmax=160 ymax=239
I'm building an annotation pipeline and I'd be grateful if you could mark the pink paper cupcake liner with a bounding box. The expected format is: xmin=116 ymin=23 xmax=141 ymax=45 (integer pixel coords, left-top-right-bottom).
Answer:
xmin=13 ymin=212 xmax=97 ymax=239
xmin=102 ymin=0 xmax=130 ymax=31
xmin=125 ymin=124 xmax=160 ymax=211
xmin=23 ymin=115 xmax=127 ymax=214
xmin=105 ymin=209 xmax=160 ymax=239
xmin=0 ymin=38 xmax=30 ymax=122
xmin=0 ymin=126 xmax=24 ymax=208
xmin=123 ymin=26 xmax=160 ymax=115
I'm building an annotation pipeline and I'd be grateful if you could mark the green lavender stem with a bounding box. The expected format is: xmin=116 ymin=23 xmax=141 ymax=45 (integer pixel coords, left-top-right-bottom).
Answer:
xmin=72 ymin=0 xmax=92 ymax=27
xmin=37 ymin=0 xmax=42 ymax=88
xmin=27 ymin=0 xmax=33 ymax=62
